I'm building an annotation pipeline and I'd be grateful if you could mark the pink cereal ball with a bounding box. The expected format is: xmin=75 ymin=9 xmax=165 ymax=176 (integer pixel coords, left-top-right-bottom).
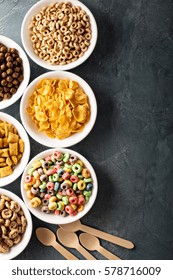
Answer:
xmin=70 ymin=175 xmax=79 ymax=183
xmin=62 ymin=172 xmax=70 ymax=180
xmin=47 ymin=169 xmax=56 ymax=175
xmin=47 ymin=182 xmax=54 ymax=190
xmin=66 ymin=188 xmax=74 ymax=196
xmin=65 ymin=205 xmax=73 ymax=215
xmin=54 ymin=210 xmax=60 ymax=215
xmin=69 ymin=196 xmax=78 ymax=204
xmin=78 ymin=196 xmax=85 ymax=205
xmin=45 ymin=194 xmax=51 ymax=200
xmin=45 ymin=155 xmax=52 ymax=162
xmin=54 ymin=165 xmax=61 ymax=172
xmin=70 ymin=210 xmax=78 ymax=216
xmin=25 ymin=175 xmax=32 ymax=183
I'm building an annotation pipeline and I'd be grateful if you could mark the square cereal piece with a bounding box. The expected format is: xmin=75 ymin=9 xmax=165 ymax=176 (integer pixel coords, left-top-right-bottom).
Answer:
xmin=4 ymin=123 xmax=14 ymax=137
xmin=6 ymin=157 xmax=13 ymax=166
xmin=0 ymin=148 xmax=9 ymax=157
xmin=0 ymin=162 xmax=7 ymax=167
xmin=19 ymin=139 xmax=24 ymax=153
xmin=7 ymin=132 xmax=19 ymax=143
xmin=0 ymin=158 xmax=5 ymax=163
xmin=0 ymin=165 xmax=13 ymax=178
xmin=11 ymin=156 xmax=18 ymax=165
xmin=0 ymin=138 xmax=3 ymax=148
xmin=9 ymin=143 xmax=18 ymax=156
xmin=3 ymin=138 xmax=8 ymax=148
xmin=17 ymin=153 xmax=22 ymax=162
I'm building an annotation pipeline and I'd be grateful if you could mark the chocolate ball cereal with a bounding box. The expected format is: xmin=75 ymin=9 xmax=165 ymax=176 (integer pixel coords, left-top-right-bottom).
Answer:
xmin=0 ymin=43 xmax=23 ymax=101
xmin=29 ymin=2 xmax=92 ymax=65
xmin=0 ymin=194 xmax=27 ymax=253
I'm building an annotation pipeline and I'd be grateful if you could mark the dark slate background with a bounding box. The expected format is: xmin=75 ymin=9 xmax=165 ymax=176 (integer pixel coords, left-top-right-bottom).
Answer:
xmin=0 ymin=0 xmax=173 ymax=260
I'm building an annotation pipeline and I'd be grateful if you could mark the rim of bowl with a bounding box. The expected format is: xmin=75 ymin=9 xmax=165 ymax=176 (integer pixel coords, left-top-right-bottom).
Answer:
xmin=20 ymin=70 xmax=97 ymax=148
xmin=0 ymin=112 xmax=31 ymax=187
xmin=0 ymin=35 xmax=30 ymax=110
xmin=0 ymin=188 xmax=33 ymax=260
xmin=21 ymin=0 xmax=98 ymax=71
xmin=21 ymin=148 xmax=98 ymax=224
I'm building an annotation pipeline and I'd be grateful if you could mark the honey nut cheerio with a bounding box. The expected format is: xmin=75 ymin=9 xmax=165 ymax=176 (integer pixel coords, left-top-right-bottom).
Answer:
xmin=0 ymin=120 xmax=24 ymax=178
xmin=26 ymin=78 xmax=90 ymax=140
xmin=0 ymin=194 xmax=27 ymax=253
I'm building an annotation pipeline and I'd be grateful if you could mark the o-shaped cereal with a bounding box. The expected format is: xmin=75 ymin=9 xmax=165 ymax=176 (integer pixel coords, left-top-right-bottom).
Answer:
xmin=77 ymin=180 xmax=86 ymax=190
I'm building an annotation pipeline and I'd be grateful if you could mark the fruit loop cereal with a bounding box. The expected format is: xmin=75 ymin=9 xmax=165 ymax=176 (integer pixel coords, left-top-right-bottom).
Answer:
xmin=23 ymin=151 xmax=93 ymax=217
xmin=0 ymin=194 xmax=27 ymax=253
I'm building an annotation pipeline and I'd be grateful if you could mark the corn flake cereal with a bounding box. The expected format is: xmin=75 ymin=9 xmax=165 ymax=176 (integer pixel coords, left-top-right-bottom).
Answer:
xmin=0 ymin=120 xmax=24 ymax=178
xmin=26 ymin=79 xmax=90 ymax=140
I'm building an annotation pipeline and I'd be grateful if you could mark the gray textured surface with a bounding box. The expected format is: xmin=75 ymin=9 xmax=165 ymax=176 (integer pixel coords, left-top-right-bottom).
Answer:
xmin=0 ymin=0 xmax=173 ymax=260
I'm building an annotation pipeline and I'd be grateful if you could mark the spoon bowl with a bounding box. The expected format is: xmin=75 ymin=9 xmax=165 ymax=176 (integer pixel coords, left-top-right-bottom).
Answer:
xmin=57 ymin=228 xmax=96 ymax=260
xmin=36 ymin=227 xmax=78 ymax=260
xmin=79 ymin=233 xmax=121 ymax=260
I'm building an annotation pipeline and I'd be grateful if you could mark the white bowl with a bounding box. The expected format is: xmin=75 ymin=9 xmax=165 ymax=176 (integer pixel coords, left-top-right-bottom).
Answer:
xmin=21 ymin=0 xmax=98 ymax=71
xmin=0 ymin=188 xmax=32 ymax=260
xmin=20 ymin=70 xmax=97 ymax=148
xmin=0 ymin=112 xmax=30 ymax=187
xmin=0 ymin=35 xmax=30 ymax=110
xmin=21 ymin=148 xmax=98 ymax=224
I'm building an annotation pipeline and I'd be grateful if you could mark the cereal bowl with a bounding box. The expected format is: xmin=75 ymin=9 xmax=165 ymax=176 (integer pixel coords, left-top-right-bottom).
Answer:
xmin=0 ymin=112 xmax=30 ymax=187
xmin=21 ymin=0 xmax=98 ymax=71
xmin=0 ymin=35 xmax=30 ymax=110
xmin=21 ymin=148 xmax=98 ymax=224
xmin=20 ymin=70 xmax=97 ymax=148
xmin=0 ymin=188 xmax=32 ymax=260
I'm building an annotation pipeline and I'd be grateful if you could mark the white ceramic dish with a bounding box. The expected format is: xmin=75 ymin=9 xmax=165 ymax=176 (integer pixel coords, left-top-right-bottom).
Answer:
xmin=0 ymin=188 xmax=32 ymax=260
xmin=0 ymin=35 xmax=30 ymax=110
xmin=21 ymin=0 xmax=98 ymax=71
xmin=0 ymin=112 xmax=30 ymax=187
xmin=21 ymin=148 xmax=98 ymax=224
xmin=20 ymin=70 xmax=97 ymax=148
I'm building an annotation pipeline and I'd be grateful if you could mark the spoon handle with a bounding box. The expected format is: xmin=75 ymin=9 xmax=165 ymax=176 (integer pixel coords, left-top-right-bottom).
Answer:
xmin=80 ymin=224 xmax=134 ymax=249
xmin=98 ymin=246 xmax=121 ymax=260
xmin=52 ymin=241 xmax=78 ymax=260
xmin=77 ymin=245 xmax=96 ymax=260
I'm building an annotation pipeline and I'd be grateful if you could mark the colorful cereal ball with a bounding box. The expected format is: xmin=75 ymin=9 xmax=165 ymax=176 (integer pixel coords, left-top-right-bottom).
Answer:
xmin=24 ymin=151 xmax=93 ymax=217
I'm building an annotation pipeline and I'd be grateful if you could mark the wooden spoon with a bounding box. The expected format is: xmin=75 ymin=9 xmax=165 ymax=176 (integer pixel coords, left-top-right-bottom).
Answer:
xmin=59 ymin=220 xmax=134 ymax=249
xmin=57 ymin=228 xmax=96 ymax=260
xmin=79 ymin=233 xmax=121 ymax=260
xmin=36 ymin=227 xmax=78 ymax=260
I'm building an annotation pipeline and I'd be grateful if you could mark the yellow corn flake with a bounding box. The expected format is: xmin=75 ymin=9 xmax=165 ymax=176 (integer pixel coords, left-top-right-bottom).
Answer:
xmin=26 ymin=78 xmax=90 ymax=139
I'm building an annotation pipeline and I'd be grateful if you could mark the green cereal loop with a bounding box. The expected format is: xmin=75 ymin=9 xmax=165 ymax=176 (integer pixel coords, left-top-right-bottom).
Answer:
xmin=57 ymin=201 xmax=63 ymax=210
xmin=40 ymin=159 xmax=44 ymax=164
xmin=64 ymin=163 xmax=72 ymax=169
xmin=72 ymin=164 xmax=82 ymax=174
xmin=63 ymin=153 xmax=70 ymax=163
xmin=73 ymin=183 xmax=77 ymax=191
xmin=52 ymin=173 xmax=59 ymax=182
xmin=85 ymin=196 xmax=90 ymax=203
xmin=84 ymin=178 xmax=92 ymax=183
xmin=28 ymin=167 xmax=35 ymax=176
xmin=78 ymin=175 xmax=84 ymax=179
xmin=83 ymin=190 xmax=92 ymax=197
xmin=49 ymin=175 xmax=54 ymax=182
xmin=56 ymin=193 xmax=62 ymax=200
xmin=62 ymin=196 xmax=69 ymax=205
xmin=39 ymin=182 xmax=47 ymax=190
xmin=70 ymin=171 xmax=74 ymax=176
xmin=48 ymin=161 xmax=53 ymax=165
